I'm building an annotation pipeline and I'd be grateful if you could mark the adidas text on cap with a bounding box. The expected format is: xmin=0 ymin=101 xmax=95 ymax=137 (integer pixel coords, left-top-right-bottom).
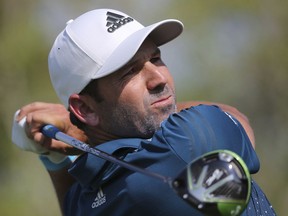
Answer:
xmin=48 ymin=8 xmax=184 ymax=107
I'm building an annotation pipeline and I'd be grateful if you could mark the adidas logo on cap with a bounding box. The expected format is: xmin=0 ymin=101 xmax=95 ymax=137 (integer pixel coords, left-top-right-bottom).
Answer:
xmin=106 ymin=11 xmax=134 ymax=33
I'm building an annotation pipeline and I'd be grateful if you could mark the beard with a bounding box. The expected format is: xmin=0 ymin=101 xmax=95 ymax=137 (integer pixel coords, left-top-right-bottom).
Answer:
xmin=112 ymin=101 xmax=176 ymax=138
xmin=98 ymin=87 xmax=176 ymax=139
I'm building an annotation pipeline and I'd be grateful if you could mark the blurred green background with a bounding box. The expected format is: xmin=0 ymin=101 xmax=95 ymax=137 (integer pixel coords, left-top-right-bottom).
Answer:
xmin=1 ymin=0 xmax=287 ymax=215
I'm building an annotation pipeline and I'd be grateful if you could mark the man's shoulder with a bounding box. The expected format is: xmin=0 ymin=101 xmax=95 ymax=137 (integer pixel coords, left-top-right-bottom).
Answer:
xmin=153 ymin=104 xmax=259 ymax=171
xmin=162 ymin=104 xmax=237 ymax=135
xmin=176 ymin=104 xmax=227 ymax=119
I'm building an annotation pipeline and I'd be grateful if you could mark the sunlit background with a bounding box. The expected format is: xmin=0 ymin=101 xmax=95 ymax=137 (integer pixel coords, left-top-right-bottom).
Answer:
xmin=1 ymin=0 xmax=287 ymax=215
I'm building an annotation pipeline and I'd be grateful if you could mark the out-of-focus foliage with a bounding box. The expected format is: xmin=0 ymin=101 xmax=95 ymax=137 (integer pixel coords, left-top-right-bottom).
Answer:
xmin=1 ymin=0 xmax=287 ymax=215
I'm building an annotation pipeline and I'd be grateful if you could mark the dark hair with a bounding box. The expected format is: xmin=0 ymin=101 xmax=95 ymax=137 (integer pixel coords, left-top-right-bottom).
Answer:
xmin=80 ymin=79 xmax=104 ymax=102
xmin=69 ymin=79 xmax=103 ymax=130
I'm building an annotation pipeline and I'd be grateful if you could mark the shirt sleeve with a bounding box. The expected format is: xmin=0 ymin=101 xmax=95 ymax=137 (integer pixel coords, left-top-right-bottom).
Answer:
xmin=156 ymin=105 xmax=260 ymax=173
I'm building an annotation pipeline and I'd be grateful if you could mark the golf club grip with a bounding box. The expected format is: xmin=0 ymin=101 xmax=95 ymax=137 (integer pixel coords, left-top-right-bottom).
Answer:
xmin=41 ymin=124 xmax=60 ymax=139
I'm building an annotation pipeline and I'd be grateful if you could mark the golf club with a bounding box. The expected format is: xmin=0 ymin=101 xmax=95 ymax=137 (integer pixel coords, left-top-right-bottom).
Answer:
xmin=42 ymin=124 xmax=251 ymax=216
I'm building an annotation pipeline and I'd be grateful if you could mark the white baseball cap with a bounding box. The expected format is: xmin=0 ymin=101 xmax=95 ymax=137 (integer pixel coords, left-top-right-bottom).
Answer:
xmin=48 ymin=8 xmax=184 ymax=107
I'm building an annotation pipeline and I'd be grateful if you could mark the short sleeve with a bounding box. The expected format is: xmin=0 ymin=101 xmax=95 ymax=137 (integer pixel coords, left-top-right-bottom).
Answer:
xmin=154 ymin=105 xmax=260 ymax=173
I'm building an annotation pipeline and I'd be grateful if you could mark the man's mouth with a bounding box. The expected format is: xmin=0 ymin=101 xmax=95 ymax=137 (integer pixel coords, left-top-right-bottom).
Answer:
xmin=151 ymin=95 xmax=172 ymax=107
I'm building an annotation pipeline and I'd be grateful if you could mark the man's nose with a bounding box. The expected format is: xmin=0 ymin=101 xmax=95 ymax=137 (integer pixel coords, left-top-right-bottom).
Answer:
xmin=144 ymin=62 xmax=167 ymax=91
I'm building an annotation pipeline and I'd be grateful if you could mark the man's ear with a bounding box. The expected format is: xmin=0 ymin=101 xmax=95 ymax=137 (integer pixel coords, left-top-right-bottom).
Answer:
xmin=69 ymin=94 xmax=99 ymax=126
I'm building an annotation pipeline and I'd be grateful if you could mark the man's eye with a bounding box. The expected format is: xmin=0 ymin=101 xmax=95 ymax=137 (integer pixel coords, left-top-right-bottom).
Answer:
xmin=122 ymin=68 xmax=136 ymax=78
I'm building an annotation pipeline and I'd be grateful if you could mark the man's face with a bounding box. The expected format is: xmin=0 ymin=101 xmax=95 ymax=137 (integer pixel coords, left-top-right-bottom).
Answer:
xmin=94 ymin=39 xmax=176 ymax=138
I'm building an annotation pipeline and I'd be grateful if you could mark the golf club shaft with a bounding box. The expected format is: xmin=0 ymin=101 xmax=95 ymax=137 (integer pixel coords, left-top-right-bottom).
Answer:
xmin=41 ymin=124 xmax=170 ymax=183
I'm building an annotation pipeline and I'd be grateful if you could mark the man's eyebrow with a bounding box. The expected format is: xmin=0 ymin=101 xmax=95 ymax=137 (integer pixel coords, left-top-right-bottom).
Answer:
xmin=121 ymin=47 xmax=161 ymax=71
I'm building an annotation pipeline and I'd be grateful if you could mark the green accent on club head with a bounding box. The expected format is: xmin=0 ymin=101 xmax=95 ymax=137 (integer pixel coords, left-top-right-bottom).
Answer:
xmin=177 ymin=149 xmax=251 ymax=216
xmin=217 ymin=202 xmax=247 ymax=216
xmin=202 ymin=150 xmax=251 ymax=216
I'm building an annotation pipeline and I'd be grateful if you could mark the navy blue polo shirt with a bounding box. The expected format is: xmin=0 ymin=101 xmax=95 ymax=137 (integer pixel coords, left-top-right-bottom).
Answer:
xmin=64 ymin=105 xmax=276 ymax=216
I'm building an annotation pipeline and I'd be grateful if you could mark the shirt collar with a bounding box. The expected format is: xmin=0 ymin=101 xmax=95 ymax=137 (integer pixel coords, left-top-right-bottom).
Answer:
xmin=68 ymin=138 xmax=145 ymax=188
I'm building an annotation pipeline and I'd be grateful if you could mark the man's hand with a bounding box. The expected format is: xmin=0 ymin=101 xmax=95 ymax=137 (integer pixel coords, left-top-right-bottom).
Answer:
xmin=14 ymin=102 xmax=87 ymax=155
xmin=11 ymin=102 xmax=82 ymax=214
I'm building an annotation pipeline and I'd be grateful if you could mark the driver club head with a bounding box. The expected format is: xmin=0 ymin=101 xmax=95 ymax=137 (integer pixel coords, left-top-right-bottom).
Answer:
xmin=171 ymin=150 xmax=251 ymax=216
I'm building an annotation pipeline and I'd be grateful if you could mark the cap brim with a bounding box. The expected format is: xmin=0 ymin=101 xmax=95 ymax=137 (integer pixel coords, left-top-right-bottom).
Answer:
xmin=93 ymin=19 xmax=183 ymax=79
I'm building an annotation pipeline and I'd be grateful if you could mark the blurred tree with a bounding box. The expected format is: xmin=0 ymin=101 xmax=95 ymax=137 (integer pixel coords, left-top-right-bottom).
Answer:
xmin=0 ymin=0 xmax=60 ymax=215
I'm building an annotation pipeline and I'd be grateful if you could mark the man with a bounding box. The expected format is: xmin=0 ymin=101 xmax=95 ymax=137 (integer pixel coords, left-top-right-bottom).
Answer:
xmin=12 ymin=8 xmax=276 ymax=215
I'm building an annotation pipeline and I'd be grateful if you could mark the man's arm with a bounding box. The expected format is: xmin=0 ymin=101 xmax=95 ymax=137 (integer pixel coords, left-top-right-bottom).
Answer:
xmin=177 ymin=101 xmax=256 ymax=148
xmin=47 ymin=167 xmax=75 ymax=215
xmin=12 ymin=102 xmax=85 ymax=215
